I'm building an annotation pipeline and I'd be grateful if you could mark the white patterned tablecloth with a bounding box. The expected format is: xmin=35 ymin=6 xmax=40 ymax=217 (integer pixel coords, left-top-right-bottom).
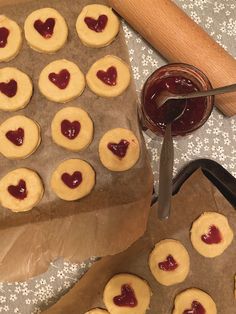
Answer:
xmin=0 ymin=1 xmax=235 ymax=313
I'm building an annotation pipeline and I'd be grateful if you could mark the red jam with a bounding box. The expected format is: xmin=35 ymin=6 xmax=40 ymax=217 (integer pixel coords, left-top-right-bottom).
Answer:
xmin=48 ymin=69 xmax=70 ymax=89
xmin=0 ymin=27 xmax=9 ymax=48
xmin=0 ymin=79 xmax=17 ymax=98
xmin=201 ymin=225 xmax=222 ymax=244
xmin=113 ymin=284 xmax=138 ymax=307
xmin=6 ymin=128 xmax=24 ymax=146
xmin=61 ymin=172 xmax=82 ymax=189
xmin=84 ymin=14 xmax=108 ymax=32
xmin=34 ymin=18 xmax=55 ymax=38
xmin=183 ymin=301 xmax=206 ymax=314
xmin=97 ymin=66 xmax=117 ymax=86
xmin=158 ymin=255 xmax=178 ymax=271
xmin=8 ymin=179 xmax=27 ymax=200
xmin=61 ymin=120 xmax=81 ymax=140
xmin=108 ymin=139 xmax=129 ymax=158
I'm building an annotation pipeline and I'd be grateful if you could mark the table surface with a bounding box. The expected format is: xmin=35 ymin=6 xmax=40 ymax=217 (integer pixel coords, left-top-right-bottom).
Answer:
xmin=1 ymin=1 xmax=235 ymax=313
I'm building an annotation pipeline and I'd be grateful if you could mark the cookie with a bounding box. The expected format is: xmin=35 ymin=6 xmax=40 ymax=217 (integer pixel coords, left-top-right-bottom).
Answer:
xmin=51 ymin=107 xmax=93 ymax=151
xmin=0 ymin=168 xmax=44 ymax=212
xmin=84 ymin=309 xmax=110 ymax=314
xmin=51 ymin=159 xmax=95 ymax=201
xmin=172 ymin=288 xmax=217 ymax=314
xmin=0 ymin=115 xmax=41 ymax=159
xmin=86 ymin=55 xmax=131 ymax=97
xmin=0 ymin=67 xmax=33 ymax=111
xmin=149 ymin=239 xmax=190 ymax=286
xmin=99 ymin=128 xmax=140 ymax=171
xmin=190 ymin=212 xmax=233 ymax=258
xmin=76 ymin=4 xmax=120 ymax=48
xmin=103 ymin=273 xmax=152 ymax=314
xmin=24 ymin=8 xmax=68 ymax=53
xmin=39 ymin=59 xmax=85 ymax=103
xmin=0 ymin=15 xmax=22 ymax=62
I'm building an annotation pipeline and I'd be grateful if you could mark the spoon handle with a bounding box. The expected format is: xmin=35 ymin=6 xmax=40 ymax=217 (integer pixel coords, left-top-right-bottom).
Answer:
xmin=157 ymin=123 xmax=174 ymax=220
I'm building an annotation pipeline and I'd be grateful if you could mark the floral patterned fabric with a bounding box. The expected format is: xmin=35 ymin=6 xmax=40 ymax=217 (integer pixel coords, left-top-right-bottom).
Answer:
xmin=0 ymin=1 xmax=235 ymax=313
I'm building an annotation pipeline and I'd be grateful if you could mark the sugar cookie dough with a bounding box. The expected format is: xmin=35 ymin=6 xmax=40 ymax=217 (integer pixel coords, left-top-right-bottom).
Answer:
xmin=0 ymin=115 xmax=41 ymax=159
xmin=172 ymin=288 xmax=217 ymax=314
xmin=0 ymin=67 xmax=33 ymax=111
xmin=76 ymin=4 xmax=120 ymax=48
xmin=39 ymin=59 xmax=85 ymax=103
xmin=99 ymin=128 xmax=140 ymax=171
xmin=24 ymin=8 xmax=68 ymax=53
xmin=149 ymin=239 xmax=190 ymax=286
xmin=0 ymin=15 xmax=22 ymax=62
xmin=190 ymin=212 xmax=233 ymax=258
xmin=51 ymin=159 xmax=95 ymax=201
xmin=103 ymin=273 xmax=151 ymax=314
xmin=85 ymin=309 xmax=110 ymax=314
xmin=0 ymin=168 xmax=44 ymax=212
xmin=86 ymin=55 xmax=131 ymax=98
xmin=51 ymin=107 xmax=93 ymax=151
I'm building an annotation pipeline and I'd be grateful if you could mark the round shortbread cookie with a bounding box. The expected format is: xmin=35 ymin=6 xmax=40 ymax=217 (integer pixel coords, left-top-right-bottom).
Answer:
xmin=0 ymin=115 xmax=41 ymax=159
xmin=0 ymin=168 xmax=44 ymax=212
xmin=0 ymin=67 xmax=33 ymax=112
xmin=149 ymin=239 xmax=190 ymax=286
xmin=99 ymin=128 xmax=140 ymax=172
xmin=76 ymin=4 xmax=120 ymax=48
xmin=0 ymin=15 xmax=22 ymax=62
xmin=39 ymin=59 xmax=85 ymax=103
xmin=24 ymin=7 xmax=68 ymax=53
xmin=103 ymin=273 xmax=152 ymax=314
xmin=190 ymin=212 xmax=233 ymax=258
xmin=51 ymin=107 xmax=93 ymax=151
xmin=84 ymin=309 xmax=110 ymax=314
xmin=51 ymin=159 xmax=95 ymax=201
xmin=86 ymin=55 xmax=131 ymax=98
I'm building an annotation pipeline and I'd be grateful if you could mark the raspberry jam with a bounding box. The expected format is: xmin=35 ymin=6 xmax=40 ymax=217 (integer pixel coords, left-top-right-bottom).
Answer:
xmin=34 ymin=18 xmax=55 ymax=38
xmin=61 ymin=172 xmax=82 ymax=189
xmin=48 ymin=69 xmax=70 ymax=89
xmin=158 ymin=255 xmax=178 ymax=271
xmin=8 ymin=180 xmax=27 ymax=200
xmin=6 ymin=128 xmax=24 ymax=146
xmin=84 ymin=15 xmax=108 ymax=32
xmin=0 ymin=27 xmax=9 ymax=48
xmin=107 ymin=140 xmax=130 ymax=158
xmin=0 ymin=79 xmax=17 ymax=98
xmin=97 ymin=66 xmax=117 ymax=86
xmin=113 ymin=284 xmax=138 ymax=307
xmin=201 ymin=225 xmax=222 ymax=244
xmin=183 ymin=301 xmax=206 ymax=314
xmin=61 ymin=120 xmax=81 ymax=140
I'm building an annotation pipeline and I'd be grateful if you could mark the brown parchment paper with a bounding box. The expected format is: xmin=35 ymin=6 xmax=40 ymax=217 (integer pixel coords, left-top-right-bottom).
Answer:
xmin=45 ymin=169 xmax=236 ymax=314
xmin=0 ymin=0 xmax=153 ymax=281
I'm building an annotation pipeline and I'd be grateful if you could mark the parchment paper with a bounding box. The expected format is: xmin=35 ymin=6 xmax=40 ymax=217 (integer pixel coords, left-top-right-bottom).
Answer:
xmin=45 ymin=169 xmax=236 ymax=313
xmin=0 ymin=0 xmax=153 ymax=281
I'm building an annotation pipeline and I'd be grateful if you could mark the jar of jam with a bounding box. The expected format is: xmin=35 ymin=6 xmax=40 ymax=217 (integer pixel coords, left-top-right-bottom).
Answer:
xmin=141 ymin=63 xmax=214 ymax=136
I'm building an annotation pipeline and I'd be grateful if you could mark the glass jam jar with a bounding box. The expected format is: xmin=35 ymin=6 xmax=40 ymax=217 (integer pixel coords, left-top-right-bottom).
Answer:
xmin=141 ymin=63 xmax=214 ymax=136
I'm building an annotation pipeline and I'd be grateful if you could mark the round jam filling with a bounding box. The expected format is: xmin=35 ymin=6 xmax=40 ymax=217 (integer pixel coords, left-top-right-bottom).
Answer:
xmin=61 ymin=171 xmax=82 ymax=189
xmin=0 ymin=79 xmax=17 ymax=98
xmin=113 ymin=284 xmax=138 ymax=307
xmin=97 ymin=66 xmax=117 ymax=86
xmin=8 ymin=179 xmax=27 ymax=200
xmin=183 ymin=301 xmax=206 ymax=314
xmin=48 ymin=69 xmax=70 ymax=89
xmin=6 ymin=127 xmax=24 ymax=146
xmin=0 ymin=27 xmax=10 ymax=48
xmin=61 ymin=120 xmax=81 ymax=140
xmin=158 ymin=255 xmax=178 ymax=271
xmin=107 ymin=139 xmax=130 ymax=158
xmin=34 ymin=18 xmax=55 ymax=38
xmin=201 ymin=225 xmax=222 ymax=244
xmin=84 ymin=14 xmax=108 ymax=32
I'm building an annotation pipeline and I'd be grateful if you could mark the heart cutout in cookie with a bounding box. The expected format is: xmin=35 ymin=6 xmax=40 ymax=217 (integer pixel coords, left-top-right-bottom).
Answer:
xmin=113 ymin=284 xmax=138 ymax=307
xmin=61 ymin=119 xmax=81 ymax=140
xmin=201 ymin=225 xmax=222 ymax=244
xmin=84 ymin=14 xmax=108 ymax=33
xmin=108 ymin=139 xmax=130 ymax=158
xmin=0 ymin=79 xmax=17 ymax=98
xmin=61 ymin=171 xmax=82 ymax=189
xmin=158 ymin=255 xmax=178 ymax=271
xmin=34 ymin=18 xmax=55 ymax=38
xmin=6 ymin=127 xmax=24 ymax=146
xmin=48 ymin=69 xmax=70 ymax=89
xmin=0 ymin=27 xmax=9 ymax=48
xmin=8 ymin=179 xmax=27 ymax=200
xmin=97 ymin=66 xmax=117 ymax=86
xmin=183 ymin=301 xmax=206 ymax=314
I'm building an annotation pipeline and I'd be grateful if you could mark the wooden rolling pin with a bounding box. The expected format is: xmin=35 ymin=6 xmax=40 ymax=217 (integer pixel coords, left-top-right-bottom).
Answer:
xmin=108 ymin=0 xmax=236 ymax=116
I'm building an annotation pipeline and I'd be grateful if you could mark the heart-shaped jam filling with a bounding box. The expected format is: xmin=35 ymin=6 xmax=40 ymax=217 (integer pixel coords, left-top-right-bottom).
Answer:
xmin=158 ymin=255 xmax=178 ymax=271
xmin=183 ymin=301 xmax=206 ymax=314
xmin=6 ymin=127 xmax=24 ymax=146
xmin=108 ymin=139 xmax=130 ymax=158
xmin=97 ymin=66 xmax=117 ymax=86
xmin=0 ymin=79 xmax=17 ymax=98
xmin=113 ymin=284 xmax=138 ymax=307
xmin=61 ymin=120 xmax=81 ymax=140
xmin=8 ymin=179 xmax=27 ymax=200
xmin=0 ymin=27 xmax=9 ymax=48
xmin=48 ymin=69 xmax=70 ymax=89
xmin=61 ymin=171 xmax=82 ymax=189
xmin=34 ymin=18 xmax=55 ymax=38
xmin=84 ymin=14 xmax=108 ymax=32
xmin=201 ymin=225 xmax=222 ymax=244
